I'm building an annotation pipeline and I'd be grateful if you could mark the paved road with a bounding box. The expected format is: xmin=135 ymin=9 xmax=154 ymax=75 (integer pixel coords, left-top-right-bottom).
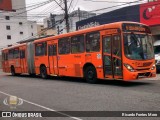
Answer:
xmin=0 ymin=70 xmax=160 ymax=120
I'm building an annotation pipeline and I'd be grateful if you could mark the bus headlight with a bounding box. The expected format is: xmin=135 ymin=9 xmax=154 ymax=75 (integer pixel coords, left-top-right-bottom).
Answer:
xmin=150 ymin=64 xmax=156 ymax=70
xmin=124 ymin=63 xmax=134 ymax=72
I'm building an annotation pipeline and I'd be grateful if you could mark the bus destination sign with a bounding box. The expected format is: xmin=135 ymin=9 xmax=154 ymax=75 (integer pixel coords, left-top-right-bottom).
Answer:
xmin=122 ymin=23 xmax=151 ymax=33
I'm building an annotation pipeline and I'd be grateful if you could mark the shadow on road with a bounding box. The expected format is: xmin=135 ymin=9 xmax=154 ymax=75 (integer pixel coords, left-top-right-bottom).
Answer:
xmin=98 ymin=80 xmax=152 ymax=87
xmin=6 ymin=74 xmax=153 ymax=87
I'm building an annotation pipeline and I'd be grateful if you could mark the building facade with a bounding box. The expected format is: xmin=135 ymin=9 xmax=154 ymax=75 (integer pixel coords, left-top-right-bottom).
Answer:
xmin=0 ymin=0 xmax=37 ymax=52
xmin=37 ymin=24 xmax=56 ymax=37
xmin=43 ymin=10 xmax=96 ymax=35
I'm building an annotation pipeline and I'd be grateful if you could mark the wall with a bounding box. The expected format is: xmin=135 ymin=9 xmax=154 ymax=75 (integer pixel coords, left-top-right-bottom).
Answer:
xmin=76 ymin=5 xmax=140 ymax=30
xmin=0 ymin=12 xmax=37 ymax=53
xmin=0 ymin=0 xmax=12 ymax=11
xmin=0 ymin=0 xmax=37 ymax=55
xmin=140 ymin=0 xmax=160 ymax=26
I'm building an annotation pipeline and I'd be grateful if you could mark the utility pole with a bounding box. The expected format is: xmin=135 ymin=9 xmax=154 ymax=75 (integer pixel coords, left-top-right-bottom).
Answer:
xmin=57 ymin=26 xmax=60 ymax=35
xmin=78 ymin=7 xmax=81 ymax=21
xmin=64 ymin=0 xmax=69 ymax=33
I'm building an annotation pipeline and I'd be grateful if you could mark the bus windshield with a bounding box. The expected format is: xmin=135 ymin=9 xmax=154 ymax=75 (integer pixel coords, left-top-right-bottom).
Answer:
xmin=124 ymin=33 xmax=154 ymax=60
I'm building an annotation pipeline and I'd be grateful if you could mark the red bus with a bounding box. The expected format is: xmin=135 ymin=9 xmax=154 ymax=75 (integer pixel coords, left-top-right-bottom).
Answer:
xmin=1 ymin=22 xmax=156 ymax=83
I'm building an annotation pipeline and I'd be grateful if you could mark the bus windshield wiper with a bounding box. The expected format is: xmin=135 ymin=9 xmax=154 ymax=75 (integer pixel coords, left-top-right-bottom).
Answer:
xmin=130 ymin=32 xmax=140 ymax=45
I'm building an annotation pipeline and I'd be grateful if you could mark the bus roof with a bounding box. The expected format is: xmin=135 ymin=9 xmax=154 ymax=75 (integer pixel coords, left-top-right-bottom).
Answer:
xmin=34 ymin=21 xmax=148 ymax=43
xmin=2 ymin=43 xmax=26 ymax=51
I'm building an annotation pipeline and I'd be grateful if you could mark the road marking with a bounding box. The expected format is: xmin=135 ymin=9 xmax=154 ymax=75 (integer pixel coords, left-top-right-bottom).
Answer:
xmin=0 ymin=91 xmax=82 ymax=120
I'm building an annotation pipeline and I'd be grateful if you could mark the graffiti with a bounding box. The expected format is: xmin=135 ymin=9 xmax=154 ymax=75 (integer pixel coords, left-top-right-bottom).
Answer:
xmin=78 ymin=22 xmax=100 ymax=30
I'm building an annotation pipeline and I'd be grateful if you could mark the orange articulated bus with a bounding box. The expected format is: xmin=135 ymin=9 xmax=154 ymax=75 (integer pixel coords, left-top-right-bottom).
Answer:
xmin=1 ymin=22 xmax=156 ymax=83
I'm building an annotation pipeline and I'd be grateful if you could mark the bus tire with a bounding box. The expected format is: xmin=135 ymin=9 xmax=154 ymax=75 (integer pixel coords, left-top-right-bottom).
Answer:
xmin=84 ymin=66 xmax=97 ymax=84
xmin=40 ymin=66 xmax=48 ymax=79
xmin=11 ymin=66 xmax=16 ymax=76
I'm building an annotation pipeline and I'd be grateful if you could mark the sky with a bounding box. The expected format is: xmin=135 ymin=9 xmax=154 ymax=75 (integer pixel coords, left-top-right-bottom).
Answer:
xmin=25 ymin=0 xmax=148 ymax=23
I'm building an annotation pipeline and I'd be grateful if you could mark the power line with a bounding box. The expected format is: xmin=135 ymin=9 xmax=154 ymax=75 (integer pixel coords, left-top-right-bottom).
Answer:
xmin=84 ymin=0 xmax=145 ymax=3
xmin=53 ymin=0 xmax=64 ymax=10
xmin=17 ymin=1 xmax=51 ymax=10
xmin=88 ymin=0 xmax=146 ymax=12
xmin=70 ymin=0 xmax=79 ymax=12
xmin=0 ymin=1 xmax=61 ymax=40
xmin=15 ymin=0 xmax=55 ymax=16
xmin=20 ymin=18 xmax=65 ymax=41
xmin=68 ymin=0 xmax=74 ymax=12
xmin=0 ymin=0 xmax=53 ymax=13
xmin=27 ymin=0 xmax=63 ymax=23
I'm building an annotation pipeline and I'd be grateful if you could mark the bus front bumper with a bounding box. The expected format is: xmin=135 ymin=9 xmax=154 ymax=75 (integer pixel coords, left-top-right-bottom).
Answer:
xmin=123 ymin=69 xmax=156 ymax=80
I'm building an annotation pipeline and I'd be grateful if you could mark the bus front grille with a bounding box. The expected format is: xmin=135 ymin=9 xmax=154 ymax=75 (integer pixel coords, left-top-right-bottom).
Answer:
xmin=138 ymin=72 xmax=151 ymax=77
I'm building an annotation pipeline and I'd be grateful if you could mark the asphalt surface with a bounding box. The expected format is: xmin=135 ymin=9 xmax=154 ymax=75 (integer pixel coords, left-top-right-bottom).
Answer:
xmin=0 ymin=70 xmax=160 ymax=120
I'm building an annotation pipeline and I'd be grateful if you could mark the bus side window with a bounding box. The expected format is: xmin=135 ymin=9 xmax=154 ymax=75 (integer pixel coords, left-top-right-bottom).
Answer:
xmin=14 ymin=48 xmax=19 ymax=59
xmin=103 ymin=37 xmax=111 ymax=53
xmin=53 ymin=45 xmax=57 ymax=55
xmin=5 ymin=53 xmax=8 ymax=60
xmin=20 ymin=50 xmax=25 ymax=58
xmin=35 ymin=42 xmax=47 ymax=56
xmin=112 ymin=35 xmax=121 ymax=57
xmin=2 ymin=52 xmax=4 ymax=61
xmin=48 ymin=45 xmax=57 ymax=56
xmin=58 ymin=37 xmax=70 ymax=54
xmin=86 ymin=32 xmax=100 ymax=52
xmin=71 ymin=35 xmax=84 ymax=53
xmin=8 ymin=49 xmax=14 ymax=59
xmin=48 ymin=45 xmax=54 ymax=56
xmin=2 ymin=52 xmax=8 ymax=61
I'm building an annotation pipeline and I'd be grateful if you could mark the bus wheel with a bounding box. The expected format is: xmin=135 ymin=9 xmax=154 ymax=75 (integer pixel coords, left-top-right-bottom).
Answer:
xmin=40 ymin=66 xmax=48 ymax=79
xmin=11 ymin=66 xmax=16 ymax=76
xmin=85 ymin=66 xmax=97 ymax=84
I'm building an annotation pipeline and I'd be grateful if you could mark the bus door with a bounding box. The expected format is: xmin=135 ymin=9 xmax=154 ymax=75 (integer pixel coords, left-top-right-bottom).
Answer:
xmin=20 ymin=47 xmax=26 ymax=73
xmin=48 ymin=42 xmax=58 ymax=75
xmin=103 ymin=34 xmax=123 ymax=79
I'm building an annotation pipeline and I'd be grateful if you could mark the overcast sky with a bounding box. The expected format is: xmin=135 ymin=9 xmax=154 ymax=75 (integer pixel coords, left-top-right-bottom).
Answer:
xmin=25 ymin=0 xmax=148 ymax=23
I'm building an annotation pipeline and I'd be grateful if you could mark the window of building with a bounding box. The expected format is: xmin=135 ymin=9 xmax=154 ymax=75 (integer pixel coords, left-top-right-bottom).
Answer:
xmin=7 ymin=35 xmax=11 ymax=40
xmin=32 ymin=33 xmax=34 ymax=36
xmin=6 ymin=25 xmax=10 ymax=30
xmin=19 ymin=22 xmax=23 ymax=25
xmin=31 ymin=25 xmax=33 ymax=28
xmin=35 ymin=42 xmax=47 ymax=56
xmin=5 ymin=16 xmax=10 ymax=20
xmin=58 ymin=38 xmax=70 ymax=54
xmin=71 ymin=35 xmax=85 ymax=53
xmin=86 ymin=32 xmax=100 ymax=52
xmin=20 ymin=32 xmax=23 ymax=35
